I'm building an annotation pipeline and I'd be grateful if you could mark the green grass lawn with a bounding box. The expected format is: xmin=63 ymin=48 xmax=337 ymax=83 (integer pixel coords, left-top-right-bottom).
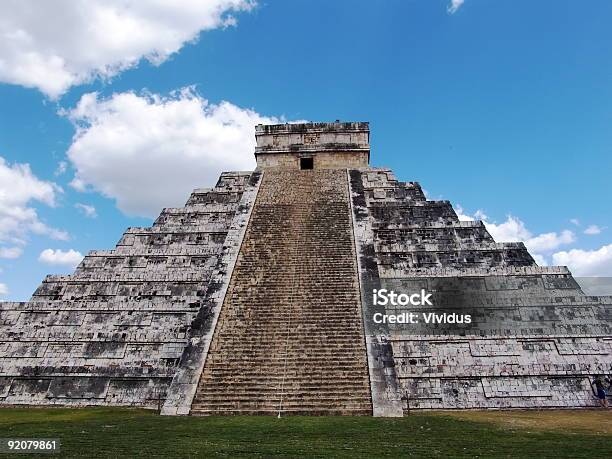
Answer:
xmin=0 ymin=407 xmax=610 ymax=458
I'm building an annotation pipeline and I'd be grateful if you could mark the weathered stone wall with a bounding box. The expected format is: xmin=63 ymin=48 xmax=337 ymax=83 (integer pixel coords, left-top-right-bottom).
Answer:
xmin=1 ymin=120 xmax=610 ymax=415
xmin=349 ymin=167 xmax=612 ymax=412
xmin=0 ymin=172 xmax=257 ymax=408
xmin=161 ymin=172 xmax=262 ymax=415
xmin=256 ymin=151 xmax=369 ymax=170
xmin=255 ymin=121 xmax=370 ymax=170
xmin=255 ymin=121 xmax=370 ymax=154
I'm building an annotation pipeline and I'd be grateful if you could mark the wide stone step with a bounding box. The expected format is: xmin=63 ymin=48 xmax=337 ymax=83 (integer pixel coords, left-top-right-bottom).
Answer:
xmin=192 ymin=398 xmax=371 ymax=408
xmin=204 ymin=368 xmax=369 ymax=377
xmin=202 ymin=353 xmax=364 ymax=364
xmin=190 ymin=408 xmax=372 ymax=416
xmin=212 ymin=333 xmax=365 ymax=341
xmin=197 ymin=381 xmax=370 ymax=391
xmin=195 ymin=391 xmax=372 ymax=401
xmin=206 ymin=354 xmax=367 ymax=363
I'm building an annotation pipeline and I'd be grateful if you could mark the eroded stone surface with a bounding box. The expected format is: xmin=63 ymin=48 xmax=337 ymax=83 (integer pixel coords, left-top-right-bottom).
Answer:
xmin=0 ymin=172 xmax=256 ymax=407
xmin=190 ymin=169 xmax=372 ymax=415
xmin=1 ymin=121 xmax=610 ymax=414
xmin=349 ymin=167 xmax=611 ymax=412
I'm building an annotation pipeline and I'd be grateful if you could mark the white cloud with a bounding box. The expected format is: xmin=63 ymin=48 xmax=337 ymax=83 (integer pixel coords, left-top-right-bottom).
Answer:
xmin=464 ymin=211 xmax=574 ymax=253
xmin=456 ymin=205 xmax=487 ymax=223
xmin=38 ymin=248 xmax=83 ymax=267
xmin=55 ymin=161 xmax=68 ymax=176
xmin=525 ymin=230 xmax=575 ymax=253
xmin=0 ymin=282 xmax=8 ymax=296
xmin=570 ymin=218 xmax=580 ymax=226
xmin=447 ymin=0 xmax=465 ymax=14
xmin=75 ymin=202 xmax=97 ymax=218
xmin=455 ymin=205 xmax=474 ymax=222
xmin=64 ymin=88 xmax=281 ymax=217
xmin=486 ymin=217 xmax=575 ymax=255
xmin=455 ymin=206 xmax=575 ymax=264
xmin=0 ymin=156 xmax=68 ymax=246
xmin=531 ymin=253 xmax=548 ymax=266
xmin=473 ymin=209 xmax=488 ymax=221
xmin=552 ymin=244 xmax=612 ymax=276
xmin=0 ymin=0 xmax=256 ymax=98
xmin=0 ymin=246 xmax=23 ymax=259
xmin=484 ymin=215 xmax=532 ymax=243
xmin=457 ymin=205 xmax=612 ymax=274
xmin=584 ymin=225 xmax=602 ymax=235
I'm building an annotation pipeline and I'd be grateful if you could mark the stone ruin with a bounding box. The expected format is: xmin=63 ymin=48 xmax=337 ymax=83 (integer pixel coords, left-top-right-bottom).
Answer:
xmin=0 ymin=121 xmax=610 ymax=415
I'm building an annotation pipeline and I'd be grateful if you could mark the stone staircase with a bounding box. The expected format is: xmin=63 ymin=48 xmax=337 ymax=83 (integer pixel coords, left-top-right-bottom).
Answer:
xmin=190 ymin=169 xmax=373 ymax=415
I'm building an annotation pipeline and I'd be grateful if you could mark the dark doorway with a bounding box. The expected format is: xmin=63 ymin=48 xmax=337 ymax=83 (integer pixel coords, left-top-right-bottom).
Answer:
xmin=300 ymin=157 xmax=313 ymax=170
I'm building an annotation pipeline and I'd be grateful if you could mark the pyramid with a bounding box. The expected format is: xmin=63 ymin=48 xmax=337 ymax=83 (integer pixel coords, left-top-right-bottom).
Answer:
xmin=1 ymin=122 xmax=610 ymax=416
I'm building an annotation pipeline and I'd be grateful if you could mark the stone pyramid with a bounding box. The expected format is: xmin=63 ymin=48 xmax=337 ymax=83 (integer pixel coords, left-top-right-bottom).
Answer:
xmin=1 ymin=122 xmax=610 ymax=416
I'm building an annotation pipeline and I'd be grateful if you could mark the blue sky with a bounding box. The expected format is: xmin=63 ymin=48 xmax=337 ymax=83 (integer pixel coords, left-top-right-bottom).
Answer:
xmin=1 ymin=0 xmax=611 ymax=300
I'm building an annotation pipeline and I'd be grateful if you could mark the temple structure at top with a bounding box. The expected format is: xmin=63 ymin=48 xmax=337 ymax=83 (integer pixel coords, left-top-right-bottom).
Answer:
xmin=254 ymin=121 xmax=370 ymax=169
xmin=0 ymin=121 xmax=610 ymax=416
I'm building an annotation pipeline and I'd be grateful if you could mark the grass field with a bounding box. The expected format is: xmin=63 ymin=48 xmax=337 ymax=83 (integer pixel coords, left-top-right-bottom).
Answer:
xmin=0 ymin=407 xmax=610 ymax=458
